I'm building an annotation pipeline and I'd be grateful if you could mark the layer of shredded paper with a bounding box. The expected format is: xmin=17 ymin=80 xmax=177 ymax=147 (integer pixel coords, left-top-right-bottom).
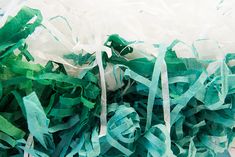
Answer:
xmin=0 ymin=4 xmax=235 ymax=157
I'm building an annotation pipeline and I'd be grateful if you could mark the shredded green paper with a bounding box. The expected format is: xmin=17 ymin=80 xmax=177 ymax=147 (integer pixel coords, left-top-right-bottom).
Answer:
xmin=0 ymin=7 xmax=234 ymax=157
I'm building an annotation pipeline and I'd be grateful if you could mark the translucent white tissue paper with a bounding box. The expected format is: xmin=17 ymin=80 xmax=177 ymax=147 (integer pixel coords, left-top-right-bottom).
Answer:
xmin=1 ymin=0 xmax=235 ymax=64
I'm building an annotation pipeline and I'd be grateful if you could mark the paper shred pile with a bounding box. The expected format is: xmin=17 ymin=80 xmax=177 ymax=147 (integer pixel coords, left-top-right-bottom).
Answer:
xmin=0 ymin=7 xmax=234 ymax=157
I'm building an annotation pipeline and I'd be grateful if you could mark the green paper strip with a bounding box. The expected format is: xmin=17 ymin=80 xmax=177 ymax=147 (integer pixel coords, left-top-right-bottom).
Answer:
xmin=0 ymin=115 xmax=25 ymax=140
